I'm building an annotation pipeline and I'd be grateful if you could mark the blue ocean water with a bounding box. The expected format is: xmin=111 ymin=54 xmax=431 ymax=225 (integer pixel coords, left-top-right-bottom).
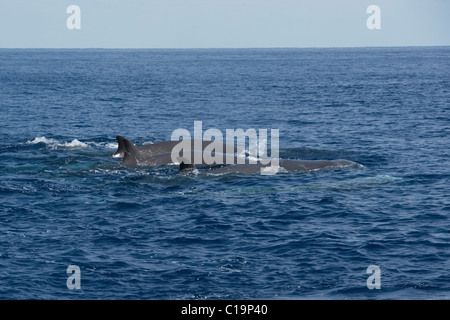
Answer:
xmin=0 ymin=47 xmax=449 ymax=300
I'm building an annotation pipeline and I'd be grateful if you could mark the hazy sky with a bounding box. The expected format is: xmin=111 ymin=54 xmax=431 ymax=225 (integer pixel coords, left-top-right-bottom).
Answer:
xmin=0 ymin=0 xmax=449 ymax=48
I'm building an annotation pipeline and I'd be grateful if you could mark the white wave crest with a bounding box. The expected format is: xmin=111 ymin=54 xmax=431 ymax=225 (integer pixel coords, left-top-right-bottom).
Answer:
xmin=26 ymin=137 xmax=123 ymax=150
xmin=103 ymin=142 xmax=118 ymax=149
xmin=27 ymin=136 xmax=58 ymax=145
xmin=63 ymin=139 xmax=88 ymax=148
xmin=26 ymin=136 xmax=89 ymax=149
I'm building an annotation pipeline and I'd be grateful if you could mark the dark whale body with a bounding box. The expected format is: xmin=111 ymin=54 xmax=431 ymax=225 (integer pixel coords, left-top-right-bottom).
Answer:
xmin=117 ymin=136 xmax=243 ymax=167
xmin=114 ymin=135 xmax=241 ymax=159
xmin=180 ymin=159 xmax=361 ymax=175
xmin=115 ymin=136 xmax=361 ymax=175
xmin=203 ymin=159 xmax=359 ymax=175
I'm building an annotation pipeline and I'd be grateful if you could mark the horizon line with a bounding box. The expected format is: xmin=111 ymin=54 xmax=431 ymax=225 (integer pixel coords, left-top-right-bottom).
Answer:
xmin=1 ymin=45 xmax=449 ymax=50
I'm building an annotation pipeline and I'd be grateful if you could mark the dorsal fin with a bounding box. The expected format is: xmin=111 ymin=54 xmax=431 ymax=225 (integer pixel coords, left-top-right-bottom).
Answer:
xmin=178 ymin=156 xmax=196 ymax=172
xmin=180 ymin=161 xmax=196 ymax=172
xmin=113 ymin=135 xmax=127 ymax=158
xmin=120 ymin=138 xmax=142 ymax=167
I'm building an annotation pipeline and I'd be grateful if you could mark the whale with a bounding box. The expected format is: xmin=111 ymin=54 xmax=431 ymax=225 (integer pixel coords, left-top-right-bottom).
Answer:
xmin=180 ymin=159 xmax=360 ymax=175
xmin=114 ymin=135 xmax=242 ymax=158
xmin=116 ymin=136 xmax=361 ymax=174
xmin=119 ymin=136 xmax=245 ymax=167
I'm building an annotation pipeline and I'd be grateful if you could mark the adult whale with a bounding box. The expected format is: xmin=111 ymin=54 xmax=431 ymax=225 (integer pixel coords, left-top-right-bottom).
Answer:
xmin=180 ymin=159 xmax=360 ymax=175
xmin=114 ymin=135 xmax=242 ymax=158
xmin=119 ymin=136 xmax=245 ymax=167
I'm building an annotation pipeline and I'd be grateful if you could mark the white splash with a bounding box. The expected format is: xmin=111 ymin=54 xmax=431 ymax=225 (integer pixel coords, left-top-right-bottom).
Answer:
xmin=260 ymin=165 xmax=288 ymax=175
xmin=27 ymin=136 xmax=58 ymax=145
xmin=27 ymin=136 xmax=89 ymax=149
xmin=63 ymin=139 xmax=88 ymax=148
xmin=103 ymin=142 xmax=118 ymax=149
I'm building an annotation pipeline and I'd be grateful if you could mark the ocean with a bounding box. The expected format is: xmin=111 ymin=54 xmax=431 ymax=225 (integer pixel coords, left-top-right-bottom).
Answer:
xmin=0 ymin=47 xmax=449 ymax=299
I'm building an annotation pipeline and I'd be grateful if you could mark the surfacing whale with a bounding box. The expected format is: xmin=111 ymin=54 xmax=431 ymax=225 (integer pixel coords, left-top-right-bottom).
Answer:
xmin=115 ymin=136 xmax=361 ymax=174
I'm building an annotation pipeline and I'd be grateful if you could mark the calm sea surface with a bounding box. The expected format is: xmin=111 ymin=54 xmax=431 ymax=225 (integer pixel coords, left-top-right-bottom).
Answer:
xmin=0 ymin=47 xmax=449 ymax=299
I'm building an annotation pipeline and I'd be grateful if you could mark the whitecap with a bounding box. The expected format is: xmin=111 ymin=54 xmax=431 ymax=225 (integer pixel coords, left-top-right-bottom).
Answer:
xmin=62 ymin=139 xmax=89 ymax=149
xmin=103 ymin=142 xmax=118 ymax=149
xmin=26 ymin=136 xmax=89 ymax=149
xmin=26 ymin=136 xmax=58 ymax=145
xmin=260 ymin=165 xmax=288 ymax=175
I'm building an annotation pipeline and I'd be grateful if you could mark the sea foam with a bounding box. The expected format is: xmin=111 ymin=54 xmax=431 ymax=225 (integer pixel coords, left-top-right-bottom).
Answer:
xmin=27 ymin=137 xmax=88 ymax=149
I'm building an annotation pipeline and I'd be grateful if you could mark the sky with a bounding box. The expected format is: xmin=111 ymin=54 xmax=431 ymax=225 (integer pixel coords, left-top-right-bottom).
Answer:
xmin=0 ymin=0 xmax=449 ymax=48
